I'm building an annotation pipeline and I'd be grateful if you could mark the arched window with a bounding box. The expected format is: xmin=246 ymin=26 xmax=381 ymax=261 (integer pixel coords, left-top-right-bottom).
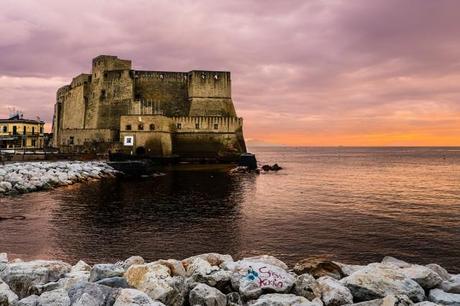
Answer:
xmin=138 ymin=123 xmax=144 ymax=130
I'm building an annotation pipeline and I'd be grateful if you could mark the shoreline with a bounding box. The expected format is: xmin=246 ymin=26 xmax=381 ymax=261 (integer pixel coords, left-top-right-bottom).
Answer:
xmin=0 ymin=253 xmax=459 ymax=305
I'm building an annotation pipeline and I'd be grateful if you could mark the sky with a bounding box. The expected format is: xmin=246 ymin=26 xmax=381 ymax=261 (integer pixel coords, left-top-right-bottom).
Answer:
xmin=1 ymin=0 xmax=459 ymax=146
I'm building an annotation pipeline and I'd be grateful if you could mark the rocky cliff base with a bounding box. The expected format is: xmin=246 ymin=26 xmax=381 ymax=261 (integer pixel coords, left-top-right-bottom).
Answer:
xmin=0 ymin=253 xmax=459 ymax=305
xmin=0 ymin=161 xmax=118 ymax=195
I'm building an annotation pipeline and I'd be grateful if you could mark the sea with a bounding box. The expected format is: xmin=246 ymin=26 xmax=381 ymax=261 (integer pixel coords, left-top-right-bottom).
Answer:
xmin=1 ymin=147 xmax=460 ymax=272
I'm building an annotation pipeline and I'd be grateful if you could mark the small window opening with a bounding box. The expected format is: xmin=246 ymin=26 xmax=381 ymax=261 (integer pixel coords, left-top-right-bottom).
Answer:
xmin=23 ymin=126 xmax=26 ymax=135
xmin=138 ymin=123 xmax=144 ymax=130
xmin=195 ymin=123 xmax=200 ymax=129
xmin=213 ymin=123 xmax=219 ymax=130
xmin=126 ymin=124 xmax=132 ymax=131
xmin=100 ymin=90 xmax=106 ymax=100
xmin=69 ymin=136 xmax=74 ymax=145
xmin=149 ymin=124 xmax=155 ymax=130
xmin=177 ymin=123 xmax=182 ymax=129
xmin=2 ymin=126 xmax=6 ymax=133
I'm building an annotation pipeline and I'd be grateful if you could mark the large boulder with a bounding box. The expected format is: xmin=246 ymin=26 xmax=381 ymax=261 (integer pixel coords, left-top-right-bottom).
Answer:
xmin=294 ymin=257 xmax=344 ymax=279
xmin=185 ymin=257 xmax=232 ymax=291
xmin=189 ymin=283 xmax=227 ymax=306
xmin=334 ymin=263 xmax=365 ymax=277
xmin=293 ymin=273 xmax=321 ymax=300
xmin=71 ymin=260 xmax=91 ymax=273
xmin=242 ymin=256 xmax=289 ymax=270
xmin=399 ymin=265 xmax=442 ymax=290
xmin=428 ymin=288 xmax=460 ymax=305
xmin=226 ymin=260 xmax=296 ymax=300
xmin=16 ymin=294 xmax=39 ymax=306
xmin=0 ymin=260 xmax=71 ymax=298
xmin=0 ymin=279 xmax=18 ymax=306
xmin=248 ymin=293 xmax=316 ymax=306
xmin=182 ymin=253 xmax=233 ymax=269
xmin=67 ymin=281 xmax=119 ymax=306
xmin=124 ymin=263 xmax=187 ymax=306
xmin=381 ymin=257 xmax=411 ymax=269
xmin=425 ymin=264 xmax=451 ymax=281
xmin=317 ymin=276 xmax=353 ymax=306
xmin=37 ymin=288 xmax=70 ymax=306
xmin=122 ymin=257 xmax=145 ymax=271
xmin=113 ymin=288 xmax=165 ymax=306
xmin=440 ymin=279 xmax=460 ymax=294
xmin=341 ymin=264 xmax=425 ymax=302
xmin=89 ymin=264 xmax=124 ymax=282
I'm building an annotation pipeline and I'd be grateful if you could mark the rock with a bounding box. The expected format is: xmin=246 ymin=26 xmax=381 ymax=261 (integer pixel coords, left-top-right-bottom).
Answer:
xmin=293 ymin=256 xmax=344 ymax=279
xmin=248 ymin=293 xmax=315 ymax=306
xmin=414 ymin=302 xmax=441 ymax=306
xmin=226 ymin=292 xmax=243 ymax=306
xmin=400 ymin=265 xmax=442 ymax=289
xmin=96 ymin=276 xmax=130 ymax=288
xmin=261 ymin=165 xmax=272 ymax=171
xmin=89 ymin=264 xmax=125 ymax=282
xmin=242 ymin=256 xmax=288 ymax=271
xmin=68 ymin=281 xmax=119 ymax=306
xmin=349 ymin=295 xmax=414 ymax=306
xmin=113 ymin=288 xmax=164 ymax=306
xmin=124 ymin=263 xmax=187 ymax=306
xmin=185 ymin=257 xmax=232 ymax=291
xmin=334 ymin=262 xmax=365 ymax=277
xmin=425 ymin=264 xmax=451 ymax=281
xmin=71 ymin=260 xmax=91 ymax=273
xmin=0 ymin=260 xmax=71 ymax=298
xmin=381 ymin=257 xmax=411 ymax=269
xmin=0 ymin=279 xmax=18 ymax=306
xmin=57 ymin=270 xmax=90 ymax=291
xmin=16 ymin=294 xmax=39 ymax=306
xmin=428 ymin=288 xmax=460 ymax=305
xmin=293 ymin=273 xmax=321 ymax=300
xmin=272 ymin=164 xmax=282 ymax=171
xmin=182 ymin=253 xmax=233 ymax=269
xmin=440 ymin=279 xmax=460 ymax=294
xmin=227 ymin=260 xmax=295 ymax=300
xmin=0 ymin=253 xmax=7 ymax=263
xmin=153 ymin=259 xmax=186 ymax=277
xmin=189 ymin=283 xmax=227 ymax=306
xmin=37 ymin=288 xmax=70 ymax=306
xmin=317 ymin=276 xmax=353 ymax=306
xmin=341 ymin=264 xmax=425 ymax=302
xmin=122 ymin=256 xmax=145 ymax=270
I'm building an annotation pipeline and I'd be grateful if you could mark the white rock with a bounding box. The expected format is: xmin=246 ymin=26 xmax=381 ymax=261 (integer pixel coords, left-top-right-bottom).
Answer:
xmin=249 ymin=293 xmax=316 ymax=306
xmin=122 ymin=256 xmax=145 ymax=270
xmin=0 ymin=253 xmax=7 ymax=263
xmin=37 ymin=288 xmax=70 ymax=306
xmin=16 ymin=294 xmax=39 ymax=306
xmin=425 ymin=264 xmax=451 ymax=281
xmin=400 ymin=265 xmax=442 ymax=289
xmin=293 ymin=273 xmax=321 ymax=300
xmin=185 ymin=257 xmax=231 ymax=289
xmin=0 ymin=279 xmax=19 ymax=305
xmin=113 ymin=288 xmax=165 ymax=306
xmin=0 ymin=260 xmax=71 ymax=299
xmin=428 ymin=288 xmax=460 ymax=305
xmin=381 ymin=257 xmax=411 ymax=268
xmin=317 ymin=276 xmax=353 ymax=306
xmin=242 ymin=255 xmax=289 ymax=270
xmin=189 ymin=283 xmax=226 ymax=306
xmin=341 ymin=264 xmax=425 ymax=302
xmin=227 ymin=260 xmax=296 ymax=300
xmin=183 ymin=253 xmax=233 ymax=268
xmin=334 ymin=262 xmax=365 ymax=277
xmin=440 ymin=279 xmax=460 ymax=294
xmin=124 ymin=263 xmax=187 ymax=306
xmin=89 ymin=263 xmax=124 ymax=282
xmin=414 ymin=302 xmax=441 ymax=306
xmin=71 ymin=260 xmax=91 ymax=273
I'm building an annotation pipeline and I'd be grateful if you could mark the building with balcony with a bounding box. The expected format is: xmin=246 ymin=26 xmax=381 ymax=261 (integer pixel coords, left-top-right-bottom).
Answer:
xmin=0 ymin=114 xmax=45 ymax=149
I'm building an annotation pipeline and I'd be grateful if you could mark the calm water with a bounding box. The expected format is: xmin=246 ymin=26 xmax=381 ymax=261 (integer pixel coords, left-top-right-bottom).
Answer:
xmin=1 ymin=147 xmax=460 ymax=272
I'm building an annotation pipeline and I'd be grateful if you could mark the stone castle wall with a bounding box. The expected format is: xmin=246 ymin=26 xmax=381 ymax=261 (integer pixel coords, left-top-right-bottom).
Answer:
xmin=52 ymin=55 xmax=246 ymax=159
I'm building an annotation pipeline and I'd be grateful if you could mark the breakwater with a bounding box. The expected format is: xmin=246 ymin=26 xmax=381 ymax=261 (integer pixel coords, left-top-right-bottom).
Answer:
xmin=0 ymin=161 xmax=118 ymax=195
xmin=0 ymin=253 xmax=459 ymax=305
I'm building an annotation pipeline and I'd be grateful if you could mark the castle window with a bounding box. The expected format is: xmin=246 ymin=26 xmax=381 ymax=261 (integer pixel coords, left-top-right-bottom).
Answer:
xmin=126 ymin=124 xmax=132 ymax=131
xmin=138 ymin=123 xmax=144 ymax=130
xmin=100 ymin=90 xmax=106 ymax=100
xmin=177 ymin=123 xmax=182 ymax=129
xmin=149 ymin=124 xmax=155 ymax=130
xmin=69 ymin=136 xmax=74 ymax=145
xmin=32 ymin=127 xmax=35 ymax=135
xmin=2 ymin=126 xmax=6 ymax=133
xmin=40 ymin=126 xmax=44 ymax=134
xmin=195 ymin=123 xmax=200 ymax=129
xmin=23 ymin=126 xmax=26 ymax=135
xmin=214 ymin=123 xmax=219 ymax=130
xmin=13 ymin=126 xmax=17 ymax=135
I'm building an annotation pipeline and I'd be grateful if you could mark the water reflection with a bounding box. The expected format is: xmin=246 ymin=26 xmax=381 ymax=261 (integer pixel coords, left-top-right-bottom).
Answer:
xmin=1 ymin=147 xmax=460 ymax=273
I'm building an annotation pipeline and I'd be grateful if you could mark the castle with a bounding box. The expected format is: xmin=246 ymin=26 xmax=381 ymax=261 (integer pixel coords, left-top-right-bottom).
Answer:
xmin=52 ymin=55 xmax=246 ymax=160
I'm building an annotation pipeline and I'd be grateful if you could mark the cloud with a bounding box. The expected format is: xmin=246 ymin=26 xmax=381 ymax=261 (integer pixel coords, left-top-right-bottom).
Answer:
xmin=0 ymin=0 xmax=459 ymax=144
